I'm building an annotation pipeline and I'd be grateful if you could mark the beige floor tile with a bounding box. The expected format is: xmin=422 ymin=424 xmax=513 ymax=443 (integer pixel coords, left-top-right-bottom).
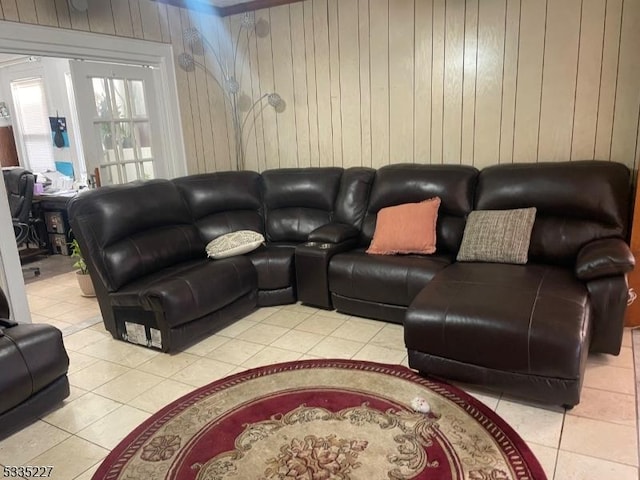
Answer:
xmin=93 ymin=370 xmax=165 ymax=403
xmin=582 ymin=363 xmax=635 ymax=395
xmin=0 ymin=421 xmax=70 ymax=466
xmin=299 ymin=354 xmax=323 ymax=360
xmin=368 ymin=323 xmax=406 ymax=350
xmin=66 ymin=299 xmax=100 ymax=312
xmin=215 ymin=319 xmax=259 ymax=339
xmin=72 ymin=461 xmax=102 ymax=480
xmin=227 ymin=366 xmax=249 ymax=376
xmin=64 ymin=385 xmax=88 ymax=404
xmin=42 ymin=392 xmax=122 ymax=434
xmin=89 ymin=322 xmax=109 ymax=333
xmin=39 ymin=318 xmax=73 ymax=332
xmin=307 ymin=336 xmax=366 ymax=359
xmin=243 ymin=308 xmax=278 ymax=322
xmin=67 ymin=351 xmax=100 ymax=374
xmin=242 ymin=346 xmax=302 ymax=369
xmin=30 ymin=313 xmax=55 ymax=323
xmin=401 ymin=355 xmax=414 ymax=369
xmin=76 ymin=405 xmax=151 ymax=450
xmin=283 ymin=303 xmax=321 ymax=315
xmin=128 ymin=379 xmax=195 ymax=413
xmin=138 ymin=352 xmax=201 ymax=378
xmin=53 ymin=306 xmax=101 ymax=324
xmin=494 ymin=400 xmax=564 ymax=448
xmin=261 ymin=309 xmax=311 ymax=328
xmin=33 ymin=301 xmax=78 ymax=319
xmin=236 ymin=323 xmax=289 ymax=345
xmin=456 ymin=384 xmax=501 ymax=411
xmin=205 ymin=339 xmax=265 ymax=365
xmin=63 ymin=329 xmax=110 ymax=352
xmin=352 ymin=344 xmax=406 ymax=364
xmin=78 ymin=338 xmax=159 ymax=368
xmin=588 ymin=346 xmax=633 ymax=369
xmin=294 ymin=315 xmax=345 ymax=335
xmin=554 ymin=450 xmax=638 ymax=480
xmin=313 ymin=309 xmax=351 ymax=320
xmin=569 ymin=387 xmax=636 ymax=427
xmin=270 ymin=330 xmax=324 ymax=353
xmin=26 ymin=436 xmax=108 ymax=480
xmin=560 ymin=415 xmax=638 ymax=466
xmin=182 ymin=334 xmax=231 ymax=356
xmin=330 ymin=319 xmax=384 ymax=343
xmin=622 ymin=328 xmax=632 ymax=347
xmin=27 ymin=295 xmax=62 ymax=309
xmin=170 ymin=358 xmax=236 ymax=387
xmin=68 ymin=360 xmax=130 ymax=391
xmin=526 ymin=442 xmax=557 ymax=479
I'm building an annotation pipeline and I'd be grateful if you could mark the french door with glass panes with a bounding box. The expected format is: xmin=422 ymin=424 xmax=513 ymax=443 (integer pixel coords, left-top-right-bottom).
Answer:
xmin=69 ymin=61 xmax=162 ymax=185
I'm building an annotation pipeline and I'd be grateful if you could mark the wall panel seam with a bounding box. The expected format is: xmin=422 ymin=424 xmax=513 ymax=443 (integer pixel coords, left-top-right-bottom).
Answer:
xmin=608 ymin=0 xmax=625 ymax=162
xmin=569 ymin=0 xmax=585 ymax=161
xmin=592 ymin=0 xmax=608 ymax=160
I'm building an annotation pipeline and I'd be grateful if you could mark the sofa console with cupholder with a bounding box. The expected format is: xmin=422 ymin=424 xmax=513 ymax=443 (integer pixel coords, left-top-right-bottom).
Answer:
xmin=69 ymin=161 xmax=634 ymax=406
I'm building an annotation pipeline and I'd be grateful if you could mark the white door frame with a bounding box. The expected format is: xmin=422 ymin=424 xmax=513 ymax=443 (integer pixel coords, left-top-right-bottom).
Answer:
xmin=0 ymin=20 xmax=187 ymax=322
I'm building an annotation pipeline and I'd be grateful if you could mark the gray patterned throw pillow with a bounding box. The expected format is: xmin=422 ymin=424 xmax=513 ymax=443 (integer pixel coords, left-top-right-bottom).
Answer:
xmin=206 ymin=230 xmax=264 ymax=259
xmin=456 ymin=208 xmax=537 ymax=264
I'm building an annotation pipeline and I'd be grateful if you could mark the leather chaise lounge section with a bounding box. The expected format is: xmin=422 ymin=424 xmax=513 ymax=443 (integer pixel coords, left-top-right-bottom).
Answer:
xmin=68 ymin=160 xmax=634 ymax=406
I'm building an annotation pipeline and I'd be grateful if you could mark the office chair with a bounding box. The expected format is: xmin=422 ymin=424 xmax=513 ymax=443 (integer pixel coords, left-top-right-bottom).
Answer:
xmin=2 ymin=168 xmax=43 ymax=277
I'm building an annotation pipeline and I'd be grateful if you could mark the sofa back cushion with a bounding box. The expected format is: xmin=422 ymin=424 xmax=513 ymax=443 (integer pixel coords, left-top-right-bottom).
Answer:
xmin=173 ymin=171 xmax=263 ymax=241
xmin=334 ymin=167 xmax=376 ymax=229
xmin=69 ymin=180 xmax=203 ymax=291
xmin=475 ymin=161 xmax=630 ymax=264
xmin=362 ymin=164 xmax=478 ymax=254
xmin=262 ymin=168 xmax=343 ymax=242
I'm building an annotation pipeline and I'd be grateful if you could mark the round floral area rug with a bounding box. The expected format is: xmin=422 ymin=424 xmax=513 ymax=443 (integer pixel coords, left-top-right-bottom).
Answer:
xmin=93 ymin=360 xmax=547 ymax=480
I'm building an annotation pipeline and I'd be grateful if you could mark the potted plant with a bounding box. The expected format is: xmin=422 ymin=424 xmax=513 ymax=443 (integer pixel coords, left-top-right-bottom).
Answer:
xmin=70 ymin=238 xmax=95 ymax=297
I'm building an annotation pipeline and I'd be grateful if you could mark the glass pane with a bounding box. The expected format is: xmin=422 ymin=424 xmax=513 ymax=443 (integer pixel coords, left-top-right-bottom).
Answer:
xmin=142 ymin=161 xmax=154 ymax=180
xmin=129 ymin=80 xmax=147 ymax=118
xmin=134 ymin=123 xmax=152 ymax=159
xmin=92 ymin=78 xmax=109 ymax=119
xmin=111 ymin=79 xmax=129 ymax=119
xmin=123 ymin=162 xmax=139 ymax=182
xmin=100 ymin=164 xmax=120 ymax=185
xmin=95 ymin=123 xmax=117 ymax=163
xmin=115 ymin=122 xmax=136 ymax=161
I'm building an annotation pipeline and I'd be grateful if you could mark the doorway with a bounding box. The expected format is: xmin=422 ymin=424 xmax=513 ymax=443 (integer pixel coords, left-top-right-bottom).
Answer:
xmin=0 ymin=19 xmax=186 ymax=324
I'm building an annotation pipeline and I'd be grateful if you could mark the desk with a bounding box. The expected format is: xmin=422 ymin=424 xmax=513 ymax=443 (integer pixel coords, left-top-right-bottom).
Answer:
xmin=33 ymin=192 xmax=77 ymax=255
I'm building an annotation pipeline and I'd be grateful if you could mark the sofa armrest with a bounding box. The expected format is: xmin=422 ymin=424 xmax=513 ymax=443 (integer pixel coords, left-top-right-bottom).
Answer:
xmin=308 ymin=223 xmax=360 ymax=244
xmin=575 ymin=238 xmax=635 ymax=281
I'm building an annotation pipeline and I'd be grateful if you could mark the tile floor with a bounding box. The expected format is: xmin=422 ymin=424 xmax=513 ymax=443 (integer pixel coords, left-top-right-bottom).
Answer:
xmin=0 ymin=264 xmax=637 ymax=479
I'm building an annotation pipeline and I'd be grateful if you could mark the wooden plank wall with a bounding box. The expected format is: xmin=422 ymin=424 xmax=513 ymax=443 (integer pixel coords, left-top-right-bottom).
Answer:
xmin=227 ymin=0 xmax=640 ymax=173
xmin=1 ymin=0 xmax=639 ymax=174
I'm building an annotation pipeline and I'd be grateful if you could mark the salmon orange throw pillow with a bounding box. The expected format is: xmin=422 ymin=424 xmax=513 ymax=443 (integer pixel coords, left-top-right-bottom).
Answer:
xmin=367 ymin=197 xmax=441 ymax=255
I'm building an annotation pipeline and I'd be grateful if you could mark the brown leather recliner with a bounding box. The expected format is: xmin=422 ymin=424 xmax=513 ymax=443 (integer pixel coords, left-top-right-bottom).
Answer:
xmin=0 ymin=287 xmax=70 ymax=439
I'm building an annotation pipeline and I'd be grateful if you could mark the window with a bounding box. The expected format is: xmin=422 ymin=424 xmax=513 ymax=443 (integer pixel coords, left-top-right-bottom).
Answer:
xmin=10 ymin=77 xmax=55 ymax=173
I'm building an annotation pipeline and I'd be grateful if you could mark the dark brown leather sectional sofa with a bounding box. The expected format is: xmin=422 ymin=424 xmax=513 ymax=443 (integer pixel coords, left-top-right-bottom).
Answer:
xmin=69 ymin=161 xmax=634 ymax=406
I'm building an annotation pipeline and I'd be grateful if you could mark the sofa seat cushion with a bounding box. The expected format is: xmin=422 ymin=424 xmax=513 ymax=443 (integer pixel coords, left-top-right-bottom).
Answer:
xmin=0 ymin=324 xmax=68 ymax=414
xmin=247 ymin=244 xmax=296 ymax=291
xmin=112 ymin=257 xmax=257 ymax=328
xmin=405 ymin=263 xmax=591 ymax=380
xmin=329 ymin=249 xmax=453 ymax=307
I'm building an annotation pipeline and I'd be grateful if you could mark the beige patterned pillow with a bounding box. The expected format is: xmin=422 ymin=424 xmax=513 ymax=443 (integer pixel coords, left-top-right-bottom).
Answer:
xmin=206 ymin=230 xmax=264 ymax=259
xmin=457 ymin=208 xmax=537 ymax=264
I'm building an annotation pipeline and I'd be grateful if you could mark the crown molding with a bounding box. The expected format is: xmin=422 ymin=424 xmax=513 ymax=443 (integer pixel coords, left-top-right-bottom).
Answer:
xmin=152 ymin=0 xmax=305 ymax=17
